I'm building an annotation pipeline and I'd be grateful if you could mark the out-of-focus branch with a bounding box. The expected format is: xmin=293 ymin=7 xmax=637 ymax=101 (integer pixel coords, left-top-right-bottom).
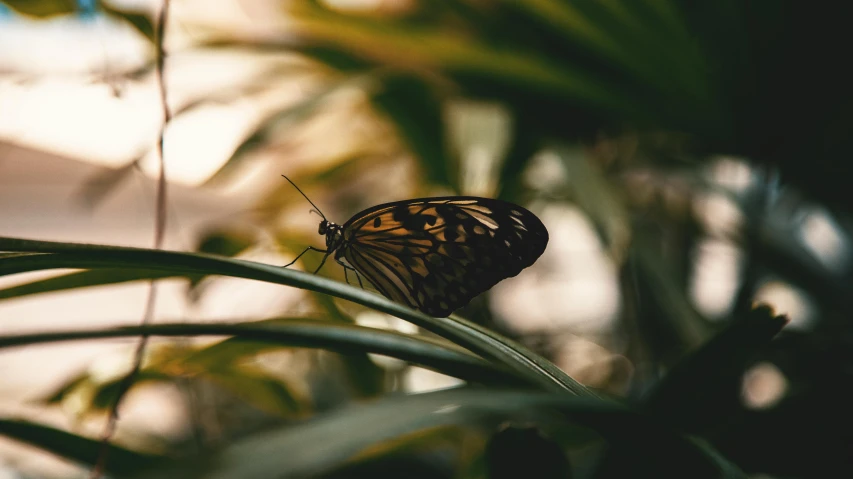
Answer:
xmin=89 ymin=1 xmax=171 ymax=477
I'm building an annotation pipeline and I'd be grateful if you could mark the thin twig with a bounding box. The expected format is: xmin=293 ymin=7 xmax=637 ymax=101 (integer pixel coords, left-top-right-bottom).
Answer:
xmin=89 ymin=1 xmax=171 ymax=477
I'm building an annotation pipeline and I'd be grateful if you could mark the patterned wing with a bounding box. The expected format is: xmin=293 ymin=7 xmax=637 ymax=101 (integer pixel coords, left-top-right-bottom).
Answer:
xmin=339 ymin=197 xmax=548 ymax=317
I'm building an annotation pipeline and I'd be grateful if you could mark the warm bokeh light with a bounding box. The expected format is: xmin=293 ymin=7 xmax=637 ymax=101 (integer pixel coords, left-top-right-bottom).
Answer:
xmin=742 ymin=361 xmax=788 ymax=410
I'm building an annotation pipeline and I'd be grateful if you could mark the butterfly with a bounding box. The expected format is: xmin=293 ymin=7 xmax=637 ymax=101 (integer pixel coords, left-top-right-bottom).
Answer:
xmin=281 ymin=176 xmax=549 ymax=317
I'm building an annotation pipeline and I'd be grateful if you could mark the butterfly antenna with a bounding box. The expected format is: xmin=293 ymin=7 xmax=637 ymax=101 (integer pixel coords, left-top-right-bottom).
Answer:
xmin=281 ymin=175 xmax=327 ymax=220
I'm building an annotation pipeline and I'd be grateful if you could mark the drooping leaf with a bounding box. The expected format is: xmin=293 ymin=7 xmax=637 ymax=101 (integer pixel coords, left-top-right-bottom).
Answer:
xmin=0 ymin=236 xmax=586 ymax=394
xmin=0 ymin=319 xmax=523 ymax=387
xmin=145 ymin=388 xmax=741 ymax=479
xmin=0 ymin=418 xmax=163 ymax=475
xmin=644 ymin=304 xmax=788 ymax=433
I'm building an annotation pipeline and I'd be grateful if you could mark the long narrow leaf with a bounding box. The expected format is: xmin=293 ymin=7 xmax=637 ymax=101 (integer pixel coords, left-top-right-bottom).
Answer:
xmin=0 ymin=418 xmax=163 ymax=475
xmin=0 ymin=320 xmax=522 ymax=387
xmin=144 ymin=387 xmax=741 ymax=479
xmin=0 ymin=236 xmax=587 ymax=394
xmin=644 ymin=305 xmax=788 ymax=433
xmin=0 ymin=268 xmax=181 ymax=302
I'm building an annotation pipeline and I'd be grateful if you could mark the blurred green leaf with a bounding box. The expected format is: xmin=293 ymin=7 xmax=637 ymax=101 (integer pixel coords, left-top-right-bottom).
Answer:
xmin=336 ymin=351 xmax=385 ymax=399
xmin=74 ymin=159 xmax=140 ymax=209
xmin=205 ymin=364 xmax=304 ymax=416
xmin=0 ymin=0 xmax=76 ymax=16
xmin=496 ymin=120 xmax=541 ymax=201
xmin=88 ymin=371 xmax=173 ymax=411
xmin=41 ymin=369 xmax=168 ymax=411
xmin=39 ymin=344 xmax=303 ymax=418
xmin=0 ymin=418 xmax=163 ymax=475
xmin=310 ymin=290 xmax=355 ymax=323
xmin=323 ymin=426 xmax=463 ymax=478
xmin=505 ymin=0 xmax=712 ymax=110
xmin=196 ymin=228 xmax=256 ymax=259
xmin=0 ymin=268 xmax=181 ymax=302
xmin=644 ymin=304 xmax=788 ymax=433
xmin=630 ymin=233 xmax=712 ymax=350
xmin=0 ymin=319 xmax=524 ymax=387
xmin=556 ymin=145 xmax=631 ymax=261
xmin=187 ymin=227 xmax=258 ymax=297
xmin=288 ymin=1 xmax=639 ymax=116
xmin=485 ymin=426 xmax=571 ymax=479
xmin=204 ymin=72 xmax=381 ymax=187
xmin=147 ymin=387 xmax=740 ymax=479
xmin=100 ymin=1 xmax=155 ymax=43
xmin=371 ymin=74 xmax=454 ymax=189
xmin=0 ymin=236 xmax=585 ymax=394
xmin=1 ymin=1 xmax=155 ymax=43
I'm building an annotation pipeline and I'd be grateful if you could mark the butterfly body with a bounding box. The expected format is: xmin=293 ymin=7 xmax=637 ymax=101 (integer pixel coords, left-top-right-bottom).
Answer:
xmin=303 ymin=196 xmax=548 ymax=317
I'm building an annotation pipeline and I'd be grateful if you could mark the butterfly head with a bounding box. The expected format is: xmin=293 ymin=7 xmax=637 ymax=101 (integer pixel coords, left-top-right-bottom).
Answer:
xmin=319 ymin=220 xmax=344 ymax=250
xmin=280 ymin=175 xmax=345 ymax=252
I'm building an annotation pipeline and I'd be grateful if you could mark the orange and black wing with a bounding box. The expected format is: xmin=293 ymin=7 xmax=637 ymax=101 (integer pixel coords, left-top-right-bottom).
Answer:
xmin=339 ymin=197 xmax=548 ymax=317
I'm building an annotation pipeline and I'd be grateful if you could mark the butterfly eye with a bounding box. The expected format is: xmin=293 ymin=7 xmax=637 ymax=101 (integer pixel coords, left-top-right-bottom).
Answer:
xmin=318 ymin=221 xmax=328 ymax=235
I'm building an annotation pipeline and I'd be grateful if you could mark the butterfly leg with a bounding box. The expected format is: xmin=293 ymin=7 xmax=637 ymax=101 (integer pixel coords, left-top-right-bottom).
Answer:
xmin=282 ymin=246 xmax=327 ymax=268
xmin=313 ymin=250 xmax=333 ymax=274
xmin=335 ymin=258 xmax=365 ymax=289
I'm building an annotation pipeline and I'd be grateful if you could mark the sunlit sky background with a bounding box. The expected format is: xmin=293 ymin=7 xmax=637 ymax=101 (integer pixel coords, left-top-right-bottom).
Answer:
xmin=1 ymin=1 xmax=849 ymax=476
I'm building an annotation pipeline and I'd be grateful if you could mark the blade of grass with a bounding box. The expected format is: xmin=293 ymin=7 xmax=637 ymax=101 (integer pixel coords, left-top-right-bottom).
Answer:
xmin=0 ymin=320 xmax=523 ymax=387
xmin=0 ymin=236 xmax=588 ymax=394
xmin=0 ymin=418 xmax=164 ymax=476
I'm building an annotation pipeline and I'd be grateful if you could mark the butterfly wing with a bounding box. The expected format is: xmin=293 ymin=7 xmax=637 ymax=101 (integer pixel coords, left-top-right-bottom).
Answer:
xmin=339 ymin=197 xmax=548 ymax=316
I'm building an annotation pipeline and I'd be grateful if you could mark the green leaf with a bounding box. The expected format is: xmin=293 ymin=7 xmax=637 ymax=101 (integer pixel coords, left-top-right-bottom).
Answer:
xmin=495 ymin=121 xmax=541 ymax=202
xmin=0 ymin=0 xmax=76 ymax=16
xmin=87 ymin=370 xmax=174 ymax=410
xmin=74 ymin=159 xmax=140 ymax=209
xmin=205 ymin=365 xmax=304 ymax=416
xmin=100 ymin=1 xmax=155 ymax=43
xmin=555 ymin=145 xmax=631 ymax=261
xmin=196 ymin=229 xmax=256 ymax=258
xmin=0 ymin=320 xmax=523 ymax=387
xmin=37 ymin=342 xmax=304 ymax=419
xmin=288 ymin=2 xmax=635 ymax=116
xmin=335 ymin=351 xmax=385 ymax=399
xmin=485 ymin=426 xmax=570 ymax=479
xmin=144 ymin=388 xmax=740 ymax=479
xmin=0 ymin=418 xmax=163 ymax=475
xmin=187 ymin=228 xmax=258 ymax=296
xmin=0 ymin=268 xmax=181 ymax=302
xmin=203 ymin=73 xmax=381 ymax=187
xmin=644 ymin=304 xmax=788 ymax=433
xmin=0 ymin=236 xmax=586 ymax=394
xmin=630 ymin=233 xmax=712 ymax=350
xmin=505 ymin=0 xmax=710 ymax=102
xmin=371 ymin=75 xmax=453 ymax=189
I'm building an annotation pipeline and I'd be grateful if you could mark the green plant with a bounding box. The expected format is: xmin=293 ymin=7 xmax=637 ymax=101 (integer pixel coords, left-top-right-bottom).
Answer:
xmin=2 ymin=0 xmax=852 ymax=477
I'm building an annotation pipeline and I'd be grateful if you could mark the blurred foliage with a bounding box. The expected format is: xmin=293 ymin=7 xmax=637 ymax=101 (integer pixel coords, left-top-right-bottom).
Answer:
xmin=2 ymin=0 xmax=853 ymax=478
